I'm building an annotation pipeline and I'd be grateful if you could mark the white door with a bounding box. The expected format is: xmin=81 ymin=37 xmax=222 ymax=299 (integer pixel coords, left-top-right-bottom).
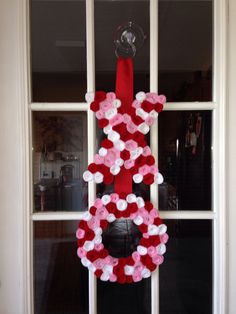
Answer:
xmin=14 ymin=0 xmax=228 ymax=313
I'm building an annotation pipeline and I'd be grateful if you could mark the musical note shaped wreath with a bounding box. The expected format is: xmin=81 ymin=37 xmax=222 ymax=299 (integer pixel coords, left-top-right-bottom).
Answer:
xmin=76 ymin=58 xmax=168 ymax=284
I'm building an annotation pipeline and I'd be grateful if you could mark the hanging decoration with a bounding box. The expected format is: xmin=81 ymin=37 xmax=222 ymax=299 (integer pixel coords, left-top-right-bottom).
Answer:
xmin=76 ymin=57 xmax=168 ymax=284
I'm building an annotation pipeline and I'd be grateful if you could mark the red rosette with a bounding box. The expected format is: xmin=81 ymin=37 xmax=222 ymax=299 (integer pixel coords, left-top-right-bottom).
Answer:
xmin=141 ymin=100 xmax=155 ymax=112
xmin=143 ymin=173 xmax=154 ymax=185
xmin=155 ymin=102 xmax=163 ymax=113
xmin=87 ymin=250 xmax=99 ymax=262
xmin=113 ymin=263 xmax=125 ymax=277
xmin=128 ymin=202 xmax=138 ymax=214
xmin=114 ymin=208 xmax=123 ymax=219
xmin=130 ymin=165 xmax=139 ymax=175
xmin=101 ymin=139 xmax=113 ymax=149
xmin=149 ymin=235 xmax=161 ymax=246
xmin=106 ymin=202 xmax=116 ymax=214
xmin=146 ymin=155 xmax=155 ymax=166
xmin=140 ymin=238 xmax=151 ymax=248
xmin=113 ymin=122 xmax=126 ymax=136
xmin=95 ymin=269 xmax=103 ymax=278
xmin=90 ymin=101 xmax=100 ymax=112
xmin=98 ymin=118 xmax=109 ymax=128
xmin=122 ymin=207 xmax=131 ymax=218
xmin=77 ymin=238 xmax=86 ymax=247
xmin=100 ymin=220 xmax=108 ymax=229
xmin=89 ymin=206 xmax=97 ymax=215
xmin=117 ymin=275 xmax=127 ymax=284
xmin=132 ymin=114 xmax=144 ymax=126
xmin=135 ymin=155 xmax=146 ymax=168
xmin=139 ymin=223 xmax=148 ymax=233
xmin=99 ymin=249 xmax=109 ymax=259
xmin=88 ymin=163 xmax=98 ymax=174
xmin=79 ymin=220 xmax=89 ymax=230
xmin=154 ymin=217 xmax=162 ymax=226
xmin=120 ymin=149 xmax=130 ymax=161
xmin=122 ymin=131 xmax=133 ymax=141
xmin=141 ymin=254 xmax=153 ymax=267
xmin=145 ymin=201 xmax=154 ymax=212
xmin=94 ymin=91 xmax=106 ymax=101
xmin=126 ymin=256 xmax=135 ymax=266
xmin=125 ymin=276 xmax=133 ymax=284
xmin=85 ymin=229 xmax=95 ymax=241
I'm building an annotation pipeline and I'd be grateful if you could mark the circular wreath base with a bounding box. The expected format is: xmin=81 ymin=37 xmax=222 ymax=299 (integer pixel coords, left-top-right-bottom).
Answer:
xmin=76 ymin=193 xmax=168 ymax=284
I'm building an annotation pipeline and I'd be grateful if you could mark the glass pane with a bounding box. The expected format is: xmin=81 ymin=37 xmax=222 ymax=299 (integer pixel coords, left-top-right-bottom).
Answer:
xmin=159 ymin=0 xmax=213 ymax=102
xmin=160 ymin=220 xmax=212 ymax=314
xmin=31 ymin=0 xmax=86 ymax=102
xmin=34 ymin=220 xmax=88 ymax=314
xmin=158 ymin=111 xmax=212 ymax=211
xmin=95 ymin=0 xmax=150 ymax=94
xmin=97 ymin=219 xmax=151 ymax=314
xmin=32 ymin=112 xmax=88 ymax=212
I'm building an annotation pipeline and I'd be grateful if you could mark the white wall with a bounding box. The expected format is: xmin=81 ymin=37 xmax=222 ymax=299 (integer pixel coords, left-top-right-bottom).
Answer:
xmin=227 ymin=0 xmax=236 ymax=313
xmin=0 ymin=0 xmax=236 ymax=313
xmin=0 ymin=0 xmax=25 ymax=313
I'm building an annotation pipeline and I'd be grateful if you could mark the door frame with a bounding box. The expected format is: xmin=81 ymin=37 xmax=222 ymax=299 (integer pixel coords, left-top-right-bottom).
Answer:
xmin=17 ymin=0 xmax=228 ymax=313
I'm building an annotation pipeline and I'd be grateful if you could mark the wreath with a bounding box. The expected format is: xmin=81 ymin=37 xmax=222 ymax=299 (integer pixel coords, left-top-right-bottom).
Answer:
xmin=77 ymin=193 xmax=168 ymax=284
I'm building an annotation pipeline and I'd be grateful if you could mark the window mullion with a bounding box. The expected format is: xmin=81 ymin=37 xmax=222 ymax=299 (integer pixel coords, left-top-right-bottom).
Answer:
xmin=86 ymin=1 xmax=97 ymax=314
xmin=30 ymin=102 xmax=88 ymax=111
xmin=150 ymin=1 xmax=159 ymax=314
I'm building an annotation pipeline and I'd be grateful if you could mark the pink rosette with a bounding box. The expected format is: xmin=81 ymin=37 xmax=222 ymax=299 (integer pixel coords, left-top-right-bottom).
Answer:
xmin=106 ymin=92 xmax=116 ymax=101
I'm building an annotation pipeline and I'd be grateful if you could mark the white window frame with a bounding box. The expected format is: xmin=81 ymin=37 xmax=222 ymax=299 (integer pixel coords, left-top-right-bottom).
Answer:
xmin=21 ymin=0 xmax=227 ymax=313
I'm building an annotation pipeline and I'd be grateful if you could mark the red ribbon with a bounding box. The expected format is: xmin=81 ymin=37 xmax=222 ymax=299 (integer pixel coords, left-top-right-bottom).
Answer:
xmin=114 ymin=58 xmax=133 ymax=195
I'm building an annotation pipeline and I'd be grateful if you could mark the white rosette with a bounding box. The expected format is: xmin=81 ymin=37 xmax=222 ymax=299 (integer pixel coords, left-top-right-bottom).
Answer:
xmin=133 ymin=173 xmax=143 ymax=184
xmin=105 ymin=107 xmax=117 ymax=119
xmin=83 ymin=241 xmax=95 ymax=252
xmin=101 ymin=194 xmax=111 ymax=205
xmin=113 ymin=98 xmax=121 ymax=108
xmin=136 ymin=196 xmax=145 ymax=208
xmin=126 ymin=193 xmax=137 ymax=203
xmin=83 ymin=170 xmax=93 ymax=182
xmin=108 ymin=130 xmax=120 ymax=142
xmin=155 ymin=172 xmax=164 ymax=184
xmin=99 ymin=147 xmax=107 ymax=157
xmin=94 ymin=172 xmax=104 ymax=183
xmin=138 ymin=122 xmax=150 ymax=135
xmin=156 ymin=243 xmax=166 ymax=255
xmin=136 ymin=108 xmax=148 ymax=120
xmin=137 ymin=245 xmax=148 ymax=255
xmin=136 ymin=91 xmax=146 ymax=102
xmin=117 ymin=199 xmax=127 ymax=211
xmin=124 ymin=265 xmax=135 ymax=275
xmin=133 ymin=215 xmax=144 ymax=226
xmin=141 ymin=268 xmax=151 ymax=278
xmin=103 ymin=124 xmax=112 ymax=135
xmin=85 ymin=92 xmax=95 ymax=103
xmin=110 ymin=165 xmax=121 ymax=175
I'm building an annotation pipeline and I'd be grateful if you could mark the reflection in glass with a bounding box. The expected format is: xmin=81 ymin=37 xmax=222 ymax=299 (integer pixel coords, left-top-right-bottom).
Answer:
xmin=97 ymin=220 xmax=151 ymax=314
xmin=31 ymin=0 xmax=86 ymax=102
xmin=159 ymin=0 xmax=213 ymax=101
xmin=32 ymin=112 xmax=88 ymax=212
xmin=158 ymin=111 xmax=212 ymax=211
xmin=160 ymin=220 xmax=212 ymax=314
xmin=34 ymin=221 xmax=88 ymax=314
xmin=95 ymin=0 xmax=150 ymax=93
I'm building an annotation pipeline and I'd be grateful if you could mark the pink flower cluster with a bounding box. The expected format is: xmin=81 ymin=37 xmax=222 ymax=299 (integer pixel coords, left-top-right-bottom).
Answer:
xmin=83 ymin=91 xmax=165 ymax=186
xmin=76 ymin=193 xmax=168 ymax=284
